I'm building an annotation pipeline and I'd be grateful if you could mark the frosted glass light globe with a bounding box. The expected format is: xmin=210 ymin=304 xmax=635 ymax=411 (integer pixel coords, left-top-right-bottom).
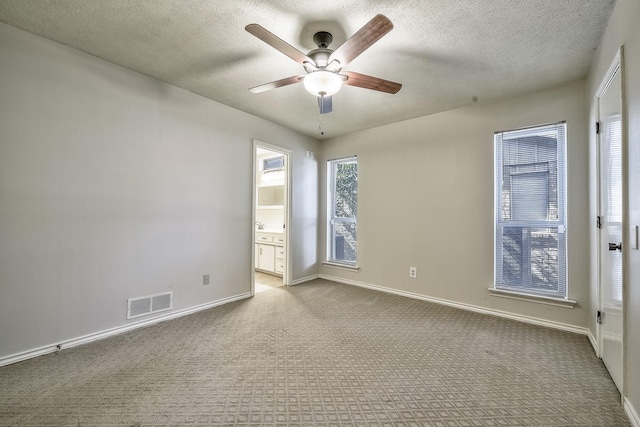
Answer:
xmin=303 ymin=71 xmax=342 ymax=97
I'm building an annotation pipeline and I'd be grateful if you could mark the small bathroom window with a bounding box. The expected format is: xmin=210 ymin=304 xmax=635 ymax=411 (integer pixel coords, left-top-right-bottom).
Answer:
xmin=263 ymin=156 xmax=284 ymax=171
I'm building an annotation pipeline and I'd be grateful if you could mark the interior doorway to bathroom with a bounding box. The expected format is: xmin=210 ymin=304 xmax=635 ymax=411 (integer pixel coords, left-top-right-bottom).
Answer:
xmin=252 ymin=140 xmax=291 ymax=295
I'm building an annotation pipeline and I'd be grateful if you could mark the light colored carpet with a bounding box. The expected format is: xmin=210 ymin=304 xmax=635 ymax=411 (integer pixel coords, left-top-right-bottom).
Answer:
xmin=0 ymin=279 xmax=630 ymax=426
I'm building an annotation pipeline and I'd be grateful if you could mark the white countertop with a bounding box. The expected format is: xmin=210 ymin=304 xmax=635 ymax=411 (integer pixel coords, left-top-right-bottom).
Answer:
xmin=256 ymin=228 xmax=284 ymax=234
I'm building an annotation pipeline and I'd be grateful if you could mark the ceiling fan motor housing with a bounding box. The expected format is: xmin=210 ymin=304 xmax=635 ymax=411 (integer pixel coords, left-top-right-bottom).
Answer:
xmin=305 ymin=48 xmax=332 ymax=72
xmin=304 ymin=31 xmax=341 ymax=73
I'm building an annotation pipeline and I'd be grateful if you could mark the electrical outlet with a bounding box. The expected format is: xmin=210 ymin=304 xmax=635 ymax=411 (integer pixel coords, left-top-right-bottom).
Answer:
xmin=409 ymin=267 xmax=417 ymax=279
xmin=203 ymin=274 xmax=210 ymax=285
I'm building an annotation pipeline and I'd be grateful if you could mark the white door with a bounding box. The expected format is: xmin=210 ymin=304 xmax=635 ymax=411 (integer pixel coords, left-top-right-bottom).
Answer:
xmin=598 ymin=60 xmax=624 ymax=392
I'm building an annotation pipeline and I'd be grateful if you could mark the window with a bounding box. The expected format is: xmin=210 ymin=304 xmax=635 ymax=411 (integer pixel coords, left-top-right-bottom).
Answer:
xmin=494 ymin=123 xmax=567 ymax=299
xmin=327 ymin=156 xmax=358 ymax=265
xmin=263 ymin=155 xmax=284 ymax=171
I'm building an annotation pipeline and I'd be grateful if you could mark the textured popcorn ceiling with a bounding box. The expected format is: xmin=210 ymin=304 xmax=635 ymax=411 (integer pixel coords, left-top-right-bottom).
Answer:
xmin=0 ymin=0 xmax=615 ymax=139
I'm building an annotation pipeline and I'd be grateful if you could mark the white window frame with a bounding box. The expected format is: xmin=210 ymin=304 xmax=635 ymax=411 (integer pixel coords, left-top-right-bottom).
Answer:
xmin=494 ymin=122 xmax=568 ymax=300
xmin=327 ymin=156 xmax=358 ymax=266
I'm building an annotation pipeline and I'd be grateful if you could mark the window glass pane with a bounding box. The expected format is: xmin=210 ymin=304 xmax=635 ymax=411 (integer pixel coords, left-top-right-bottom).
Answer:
xmin=604 ymin=117 xmax=622 ymax=303
xmin=606 ymin=223 xmax=623 ymax=304
xmin=332 ymin=220 xmax=357 ymax=263
xmin=500 ymin=226 xmax=562 ymax=295
xmin=607 ymin=118 xmax=623 ymax=223
xmin=334 ymin=162 xmax=358 ymax=218
xmin=501 ymin=135 xmax=558 ymax=221
xmin=263 ymin=156 xmax=284 ymax=170
xmin=328 ymin=157 xmax=357 ymax=264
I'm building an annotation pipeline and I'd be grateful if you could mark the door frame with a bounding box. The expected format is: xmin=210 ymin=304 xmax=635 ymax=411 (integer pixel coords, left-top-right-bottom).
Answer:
xmin=595 ymin=46 xmax=627 ymax=397
xmin=251 ymin=139 xmax=293 ymax=295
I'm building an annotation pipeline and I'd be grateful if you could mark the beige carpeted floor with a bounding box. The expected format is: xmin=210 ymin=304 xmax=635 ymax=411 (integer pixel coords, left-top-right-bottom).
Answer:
xmin=0 ymin=278 xmax=631 ymax=426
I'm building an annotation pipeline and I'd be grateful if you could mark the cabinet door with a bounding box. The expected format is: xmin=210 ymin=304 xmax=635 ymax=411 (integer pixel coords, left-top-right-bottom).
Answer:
xmin=257 ymin=244 xmax=276 ymax=272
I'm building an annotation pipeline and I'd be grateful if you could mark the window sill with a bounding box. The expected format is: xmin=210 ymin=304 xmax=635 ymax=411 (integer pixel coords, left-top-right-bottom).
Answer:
xmin=323 ymin=262 xmax=360 ymax=272
xmin=488 ymin=288 xmax=577 ymax=309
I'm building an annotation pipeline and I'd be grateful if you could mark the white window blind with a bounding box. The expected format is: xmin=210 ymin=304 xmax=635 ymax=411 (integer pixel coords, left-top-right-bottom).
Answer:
xmin=494 ymin=123 xmax=567 ymax=298
xmin=605 ymin=116 xmax=623 ymax=303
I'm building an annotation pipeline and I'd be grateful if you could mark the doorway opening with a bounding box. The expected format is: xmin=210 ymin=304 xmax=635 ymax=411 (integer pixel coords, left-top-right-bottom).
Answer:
xmin=252 ymin=140 xmax=291 ymax=295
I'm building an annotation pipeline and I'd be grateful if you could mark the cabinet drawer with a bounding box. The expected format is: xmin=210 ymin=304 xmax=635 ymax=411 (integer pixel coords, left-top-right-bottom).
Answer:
xmin=256 ymin=235 xmax=273 ymax=243
xmin=275 ymin=261 xmax=285 ymax=273
xmin=275 ymin=246 xmax=285 ymax=258
xmin=274 ymin=236 xmax=285 ymax=245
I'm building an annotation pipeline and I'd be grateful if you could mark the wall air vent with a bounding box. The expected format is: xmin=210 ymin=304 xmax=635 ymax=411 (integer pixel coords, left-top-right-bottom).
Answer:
xmin=127 ymin=291 xmax=173 ymax=319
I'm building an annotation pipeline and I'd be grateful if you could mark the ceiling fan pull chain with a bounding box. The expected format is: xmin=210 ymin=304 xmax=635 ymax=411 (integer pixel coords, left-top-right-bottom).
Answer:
xmin=319 ymin=95 xmax=325 ymax=135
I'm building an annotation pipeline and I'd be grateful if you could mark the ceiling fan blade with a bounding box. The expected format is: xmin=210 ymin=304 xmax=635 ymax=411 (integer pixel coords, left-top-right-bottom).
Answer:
xmin=246 ymin=24 xmax=315 ymax=66
xmin=341 ymin=71 xmax=402 ymax=94
xmin=328 ymin=14 xmax=393 ymax=68
xmin=318 ymin=96 xmax=333 ymax=114
xmin=249 ymin=75 xmax=305 ymax=93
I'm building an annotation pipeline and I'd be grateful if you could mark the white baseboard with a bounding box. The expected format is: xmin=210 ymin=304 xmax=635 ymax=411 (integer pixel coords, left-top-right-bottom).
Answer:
xmin=0 ymin=292 xmax=251 ymax=368
xmin=290 ymin=274 xmax=319 ymax=286
xmin=587 ymin=328 xmax=599 ymax=356
xmin=626 ymin=397 xmax=640 ymax=427
xmin=319 ymin=274 xmax=589 ymax=336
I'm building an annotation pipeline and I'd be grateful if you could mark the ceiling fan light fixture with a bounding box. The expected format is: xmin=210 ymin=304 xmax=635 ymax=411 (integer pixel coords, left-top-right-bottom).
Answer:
xmin=303 ymin=71 xmax=342 ymax=97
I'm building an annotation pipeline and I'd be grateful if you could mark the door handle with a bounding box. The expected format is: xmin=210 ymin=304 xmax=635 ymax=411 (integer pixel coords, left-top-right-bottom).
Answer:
xmin=609 ymin=242 xmax=622 ymax=252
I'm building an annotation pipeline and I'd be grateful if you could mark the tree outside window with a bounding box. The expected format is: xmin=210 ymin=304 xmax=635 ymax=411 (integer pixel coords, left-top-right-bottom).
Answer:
xmin=328 ymin=157 xmax=357 ymax=264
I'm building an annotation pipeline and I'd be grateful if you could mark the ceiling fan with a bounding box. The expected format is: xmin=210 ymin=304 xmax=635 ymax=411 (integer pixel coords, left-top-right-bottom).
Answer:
xmin=245 ymin=14 xmax=402 ymax=115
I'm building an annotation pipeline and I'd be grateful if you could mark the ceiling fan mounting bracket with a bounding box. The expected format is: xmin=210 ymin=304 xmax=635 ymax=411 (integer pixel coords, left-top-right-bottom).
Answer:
xmin=313 ymin=31 xmax=333 ymax=49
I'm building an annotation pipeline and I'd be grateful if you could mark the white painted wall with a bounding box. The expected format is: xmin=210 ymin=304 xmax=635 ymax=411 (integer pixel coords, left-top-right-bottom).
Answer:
xmin=319 ymin=80 xmax=589 ymax=329
xmin=0 ymin=22 xmax=320 ymax=361
xmin=587 ymin=0 xmax=640 ymax=421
